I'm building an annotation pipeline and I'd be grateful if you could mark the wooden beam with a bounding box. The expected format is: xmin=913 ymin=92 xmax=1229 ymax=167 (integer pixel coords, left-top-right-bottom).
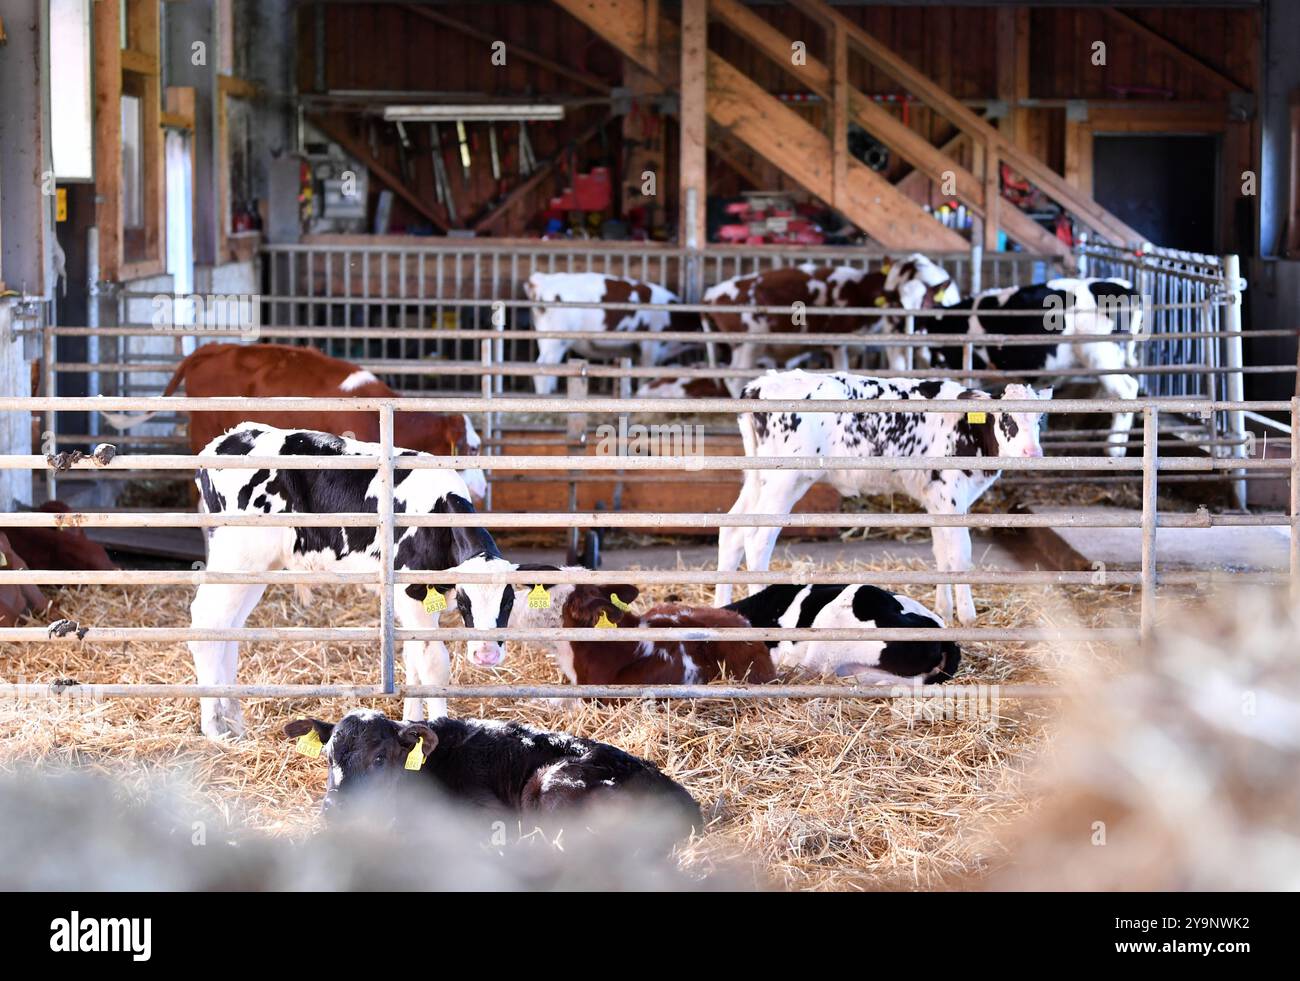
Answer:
xmin=785 ymin=0 xmax=1143 ymax=245
xmin=218 ymin=75 xmax=260 ymax=100
xmin=708 ymin=57 xmax=967 ymax=251
xmin=679 ymin=0 xmax=707 ymax=249
xmin=896 ymin=131 xmax=968 ymax=197
xmin=120 ymin=48 xmax=159 ymax=76
xmin=644 ymin=0 xmax=660 ymax=75
xmin=831 ymin=24 xmax=848 ymax=211
xmin=474 ymin=115 xmax=613 ymax=232
xmin=1100 ymin=7 xmax=1242 ymax=94
xmin=402 ymin=4 xmax=612 ymax=94
xmin=996 ymin=8 xmax=1030 ymax=149
xmin=307 ymin=114 xmax=450 ymax=232
xmin=93 ymin=0 xmax=123 ymax=281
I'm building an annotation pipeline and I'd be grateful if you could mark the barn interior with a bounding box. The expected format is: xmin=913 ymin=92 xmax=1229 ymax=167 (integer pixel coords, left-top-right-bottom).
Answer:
xmin=1 ymin=1 xmax=1299 ymax=891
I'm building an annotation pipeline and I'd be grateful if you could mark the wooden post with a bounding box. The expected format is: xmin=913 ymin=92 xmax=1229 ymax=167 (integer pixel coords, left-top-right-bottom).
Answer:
xmin=982 ymin=141 xmax=1000 ymax=252
xmin=678 ymin=0 xmax=707 ymax=259
xmin=831 ymin=24 xmax=848 ymax=212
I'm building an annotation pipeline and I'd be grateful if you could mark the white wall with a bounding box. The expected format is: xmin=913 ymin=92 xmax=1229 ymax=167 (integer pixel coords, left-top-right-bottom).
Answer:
xmin=0 ymin=301 xmax=33 ymax=510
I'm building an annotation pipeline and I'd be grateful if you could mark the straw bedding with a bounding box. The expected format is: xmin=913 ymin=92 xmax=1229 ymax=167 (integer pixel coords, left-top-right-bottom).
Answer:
xmin=0 ymin=556 xmax=1139 ymax=890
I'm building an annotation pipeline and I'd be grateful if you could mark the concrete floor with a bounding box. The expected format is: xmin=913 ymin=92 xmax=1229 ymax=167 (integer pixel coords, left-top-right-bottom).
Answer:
xmin=1031 ymin=505 xmax=1289 ymax=572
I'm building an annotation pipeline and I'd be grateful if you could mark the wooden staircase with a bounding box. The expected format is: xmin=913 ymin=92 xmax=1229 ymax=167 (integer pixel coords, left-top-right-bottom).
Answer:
xmin=553 ymin=0 xmax=1144 ymax=257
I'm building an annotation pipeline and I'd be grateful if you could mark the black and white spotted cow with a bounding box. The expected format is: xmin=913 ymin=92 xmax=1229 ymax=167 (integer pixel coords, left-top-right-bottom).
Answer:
xmin=192 ymin=423 xmax=516 ymax=739
xmin=284 ymin=708 xmax=702 ymax=839
xmin=724 ymin=583 xmax=960 ymax=685
xmin=921 ymin=278 xmax=1144 ymax=456
xmin=714 ymin=371 xmax=1051 ymax=625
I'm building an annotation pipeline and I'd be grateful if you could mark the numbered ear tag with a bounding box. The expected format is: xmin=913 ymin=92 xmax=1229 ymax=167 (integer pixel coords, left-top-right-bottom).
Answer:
xmin=296 ymin=728 xmax=323 ymax=758
xmin=874 ymin=295 xmax=888 ymax=307
xmin=594 ymin=610 xmax=617 ymax=629
xmin=966 ymin=411 xmax=987 ymax=424
xmin=609 ymin=593 xmax=632 ymax=612
xmin=527 ymin=584 xmax=551 ymax=609
xmin=423 ymin=587 xmax=447 ymax=614
xmin=0 ymin=551 xmax=7 ymax=568
xmin=881 ymin=262 xmax=892 ymax=274
xmin=404 ymin=737 xmax=424 ymax=771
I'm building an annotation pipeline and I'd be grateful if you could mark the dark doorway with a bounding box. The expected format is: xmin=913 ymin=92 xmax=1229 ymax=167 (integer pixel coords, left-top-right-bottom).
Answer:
xmin=1092 ymin=135 xmax=1218 ymax=252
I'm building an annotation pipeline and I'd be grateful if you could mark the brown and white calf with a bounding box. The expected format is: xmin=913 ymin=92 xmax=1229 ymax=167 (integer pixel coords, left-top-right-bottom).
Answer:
xmin=509 ymin=577 xmax=776 ymax=686
xmin=525 ymin=272 xmax=700 ymax=395
xmin=702 ymin=257 xmax=957 ymax=389
xmin=101 ymin=342 xmax=485 ymax=499
xmin=0 ymin=501 xmax=117 ymax=573
xmin=0 ymin=532 xmax=54 ymax=628
xmin=286 ymin=709 xmax=701 ymax=839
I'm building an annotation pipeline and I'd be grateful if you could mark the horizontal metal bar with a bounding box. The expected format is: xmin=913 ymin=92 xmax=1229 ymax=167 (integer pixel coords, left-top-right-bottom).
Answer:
xmin=40 ymin=324 xmax=1289 ymax=343
xmin=0 ymin=625 xmax=1136 ymax=643
xmin=61 ymin=360 xmax=1277 ymax=383
xmin=5 ymin=395 xmax=1286 ymax=414
xmin=0 ymin=568 xmax=1284 ymax=587
xmin=0 ymin=682 xmax=1062 ymax=701
xmin=0 ymin=508 xmax=1286 ymax=530
xmin=0 ymin=453 xmax=1287 ymax=474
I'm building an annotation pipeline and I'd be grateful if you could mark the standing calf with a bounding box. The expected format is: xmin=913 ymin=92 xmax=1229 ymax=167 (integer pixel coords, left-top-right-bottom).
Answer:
xmin=725 ymin=583 xmax=959 ymax=684
xmin=286 ymin=709 xmax=701 ymax=839
xmin=716 ymin=371 xmax=1050 ymax=624
xmin=191 ymin=424 xmax=517 ymax=739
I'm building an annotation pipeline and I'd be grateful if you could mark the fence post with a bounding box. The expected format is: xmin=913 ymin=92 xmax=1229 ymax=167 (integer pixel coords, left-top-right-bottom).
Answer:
xmin=480 ymin=337 xmax=494 ymax=511
xmin=42 ymin=320 xmax=56 ymax=501
xmin=377 ymin=403 xmax=396 ymax=694
xmin=566 ymin=362 xmax=589 ymax=562
xmin=1291 ymin=398 xmax=1299 ymax=603
xmin=1140 ymin=405 xmax=1159 ymax=640
xmin=1222 ymin=253 xmax=1247 ymax=510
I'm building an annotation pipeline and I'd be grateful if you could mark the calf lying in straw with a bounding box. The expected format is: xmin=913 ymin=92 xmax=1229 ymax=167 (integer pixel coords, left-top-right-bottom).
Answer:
xmin=286 ymin=709 xmax=701 ymax=840
xmin=506 ymin=573 xmax=775 ymax=686
xmin=724 ymin=583 xmax=959 ymax=685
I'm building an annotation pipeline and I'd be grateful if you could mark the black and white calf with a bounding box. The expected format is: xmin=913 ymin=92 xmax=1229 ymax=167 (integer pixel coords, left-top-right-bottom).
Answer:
xmin=192 ymin=423 xmax=517 ymax=739
xmin=715 ymin=371 xmax=1051 ymax=624
xmin=285 ymin=709 xmax=701 ymax=839
xmin=922 ymin=278 xmax=1144 ymax=457
xmin=724 ymin=583 xmax=960 ymax=684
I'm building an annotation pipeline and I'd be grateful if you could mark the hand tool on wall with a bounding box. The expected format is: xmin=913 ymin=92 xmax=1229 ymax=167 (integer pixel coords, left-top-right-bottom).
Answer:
xmin=394 ymin=120 xmax=414 ymax=184
xmin=456 ymin=120 xmax=472 ymax=188
xmin=429 ymin=123 xmax=458 ymax=224
xmin=488 ymin=123 xmax=502 ymax=182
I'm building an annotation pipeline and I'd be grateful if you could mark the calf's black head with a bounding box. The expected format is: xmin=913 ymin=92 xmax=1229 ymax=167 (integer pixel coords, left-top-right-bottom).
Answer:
xmin=285 ymin=710 xmax=437 ymax=819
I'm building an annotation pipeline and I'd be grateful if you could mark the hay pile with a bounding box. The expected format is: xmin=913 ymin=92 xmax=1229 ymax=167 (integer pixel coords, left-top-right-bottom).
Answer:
xmin=0 ymin=557 xmax=1136 ymax=890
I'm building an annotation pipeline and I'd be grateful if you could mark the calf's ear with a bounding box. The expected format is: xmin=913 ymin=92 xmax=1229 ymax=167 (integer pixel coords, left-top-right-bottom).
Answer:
xmin=1037 ymin=386 xmax=1055 ymax=401
xmin=284 ymin=718 xmax=334 ymax=743
xmin=399 ymin=722 xmax=438 ymax=757
xmin=609 ymin=583 xmax=640 ymax=606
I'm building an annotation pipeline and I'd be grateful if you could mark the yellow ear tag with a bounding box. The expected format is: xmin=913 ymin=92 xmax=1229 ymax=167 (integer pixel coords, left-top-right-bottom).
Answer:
xmin=423 ymin=587 xmax=447 ymax=614
xmin=0 ymin=551 xmax=7 ymax=568
xmin=595 ymin=610 xmax=617 ymax=629
xmin=404 ymin=737 xmax=424 ymax=771
xmin=967 ymin=411 xmax=987 ymax=424
xmin=296 ymin=728 xmax=323 ymax=758
xmin=874 ymin=295 xmax=888 ymax=307
xmin=609 ymin=593 xmax=632 ymax=612
xmin=527 ymin=583 xmax=551 ymax=609
xmin=881 ymin=262 xmax=892 ymax=274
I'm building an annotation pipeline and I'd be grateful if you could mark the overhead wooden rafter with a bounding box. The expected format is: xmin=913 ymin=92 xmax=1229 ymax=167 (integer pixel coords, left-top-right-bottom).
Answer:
xmin=709 ymin=0 xmax=1063 ymax=255
xmin=1100 ymin=7 xmax=1243 ymax=94
xmin=784 ymin=0 xmax=1143 ymax=246
xmin=551 ymin=0 xmax=967 ymax=251
xmin=306 ymin=113 xmax=451 ymax=231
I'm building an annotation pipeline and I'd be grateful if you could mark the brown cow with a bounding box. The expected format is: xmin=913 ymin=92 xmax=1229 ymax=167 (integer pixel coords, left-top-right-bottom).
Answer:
xmin=556 ymin=583 xmax=776 ymax=687
xmin=101 ymin=343 xmax=484 ymax=498
xmin=702 ymin=258 xmax=956 ymax=389
xmin=0 ymin=532 xmax=55 ymax=627
xmin=0 ymin=501 xmax=117 ymax=572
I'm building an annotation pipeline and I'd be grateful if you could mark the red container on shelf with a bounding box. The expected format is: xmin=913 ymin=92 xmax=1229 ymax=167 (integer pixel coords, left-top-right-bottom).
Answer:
xmin=574 ymin=167 xmax=612 ymax=211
